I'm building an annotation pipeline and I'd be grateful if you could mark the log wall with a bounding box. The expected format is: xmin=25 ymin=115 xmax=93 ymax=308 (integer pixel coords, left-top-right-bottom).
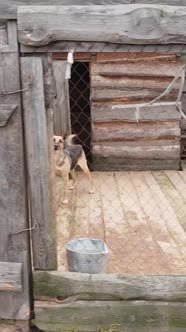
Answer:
xmin=91 ymin=53 xmax=182 ymax=170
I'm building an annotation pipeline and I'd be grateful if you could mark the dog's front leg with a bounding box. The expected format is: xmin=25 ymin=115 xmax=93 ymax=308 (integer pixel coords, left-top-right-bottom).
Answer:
xmin=62 ymin=173 xmax=69 ymax=205
xmin=70 ymin=169 xmax=76 ymax=190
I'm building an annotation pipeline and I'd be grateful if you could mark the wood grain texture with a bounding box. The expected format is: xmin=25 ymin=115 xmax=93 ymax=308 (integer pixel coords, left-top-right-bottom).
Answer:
xmin=33 ymin=271 xmax=186 ymax=301
xmin=0 ymin=22 xmax=31 ymax=320
xmin=0 ymin=262 xmax=22 ymax=293
xmin=0 ymin=105 xmax=17 ymax=127
xmin=92 ymin=121 xmax=180 ymax=142
xmin=20 ymin=42 xmax=186 ymax=54
xmin=1 ymin=0 xmax=186 ymax=19
xmin=93 ymin=140 xmax=180 ymax=159
xmin=92 ymin=157 xmax=180 ymax=171
xmin=33 ymin=300 xmax=186 ymax=332
xmin=53 ymin=60 xmax=71 ymax=136
xmin=17 ymin=5 xmax=186 ymax=46
xmin=21 ymin=56 xmax=56 ymax=270
xmin=42 ymin=55 xmax=57 ymax=266
xmin=91 ymin=103 xmax=181 ymax=122
xmin=91 ymin=59 xmax=183 ymax=78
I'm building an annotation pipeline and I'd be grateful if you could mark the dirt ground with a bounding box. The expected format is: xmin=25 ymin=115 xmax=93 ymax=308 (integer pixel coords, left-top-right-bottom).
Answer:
xmin=56 ymin=170 xmax=186 ymax=275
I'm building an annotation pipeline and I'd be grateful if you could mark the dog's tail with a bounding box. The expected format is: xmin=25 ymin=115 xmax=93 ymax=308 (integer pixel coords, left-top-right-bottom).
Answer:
xmin=64 ymin=134 xmax=77 ymax=147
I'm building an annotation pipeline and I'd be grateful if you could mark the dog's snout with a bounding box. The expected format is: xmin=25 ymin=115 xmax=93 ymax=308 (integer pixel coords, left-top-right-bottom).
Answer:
xmin=54 ymin=144 xmax=59 ymax=150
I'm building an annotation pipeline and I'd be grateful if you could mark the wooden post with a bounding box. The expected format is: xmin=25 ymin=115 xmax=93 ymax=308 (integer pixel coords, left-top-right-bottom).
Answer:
xmin=21 ymin=56 xmax=57 ymax=270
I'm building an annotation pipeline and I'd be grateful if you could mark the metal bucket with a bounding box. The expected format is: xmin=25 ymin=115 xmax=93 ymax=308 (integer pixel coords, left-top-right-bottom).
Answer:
xmin=65 ymin=238 xmax=109 ymax=274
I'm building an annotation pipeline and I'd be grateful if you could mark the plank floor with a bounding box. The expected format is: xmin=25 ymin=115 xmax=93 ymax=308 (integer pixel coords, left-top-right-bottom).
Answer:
xmin=56 ymin=171 xmax=186 ymax=274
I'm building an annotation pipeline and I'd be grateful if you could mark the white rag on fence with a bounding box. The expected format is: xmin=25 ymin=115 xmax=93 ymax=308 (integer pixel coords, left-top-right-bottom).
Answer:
xmin=65 ymin=49 xmax=74 ymax=80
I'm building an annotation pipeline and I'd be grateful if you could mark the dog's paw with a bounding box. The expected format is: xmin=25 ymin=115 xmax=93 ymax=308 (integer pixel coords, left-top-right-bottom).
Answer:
xmin=89 ymin=189 xmax=94 ymax=194
xmin=62 ymin=199 xmax=69 ymax=205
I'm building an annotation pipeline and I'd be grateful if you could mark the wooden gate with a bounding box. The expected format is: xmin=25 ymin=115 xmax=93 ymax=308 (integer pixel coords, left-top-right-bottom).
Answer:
xmin=20 ymin=55 xmax=57 ymax=270
xmin=0 ymin=21 xmax=31 ymax=324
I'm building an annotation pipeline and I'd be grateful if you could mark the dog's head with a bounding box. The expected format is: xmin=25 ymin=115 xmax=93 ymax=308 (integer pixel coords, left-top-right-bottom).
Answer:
xmin=53 ymin=135 xmax=64 ymax=151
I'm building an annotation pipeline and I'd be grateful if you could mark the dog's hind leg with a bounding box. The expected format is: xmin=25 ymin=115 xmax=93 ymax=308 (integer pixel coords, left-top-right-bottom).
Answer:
xmin=77 ymin=152 xmax=94 ymax=194
xmin=69 ymin=169 xmax=76 ymax=190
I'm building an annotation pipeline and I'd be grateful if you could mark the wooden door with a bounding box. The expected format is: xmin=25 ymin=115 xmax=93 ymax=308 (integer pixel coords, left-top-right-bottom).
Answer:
xmin=21 ymin=55 xmax=57 ymax=270
xmin=0 ymin=21 xmax=31 ymax=321
xmin=53 ymin=60 xmax=71 ymax=136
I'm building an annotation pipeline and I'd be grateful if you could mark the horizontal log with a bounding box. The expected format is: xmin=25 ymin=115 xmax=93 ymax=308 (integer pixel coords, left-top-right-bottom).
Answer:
xmin=2 ymin=1 xmax=186 ymax=19
xmin=18 ymin=5 xmax=186 ymax=46
xmin=0 ymin=262 xmax=22 ymax=293
xmin=96 ymin=52 xmax=177 ymax=62
xmin=92 ymin=121 xmax=180 ymax=142
xmin=92 ymin=157 xmax=180 ymax=171
xmin=91 ymin=87 xmax=178 ymax=102
xmin=91 ymin=60 xmax=182 ymax=77
xmin=20 ymin=42 xmax=186 ymax=54
xmin=33 ymin=299 xmax=186 ymax=332
xmin=91 ymin=75 xmax=180 ymax=90
xmin=33 ymin=271 xmax=186 ymax=301
xmin=92 ymin=102 xmax=181 ymax=122
xmin=92 ymin=141 xmax=180 ymax=159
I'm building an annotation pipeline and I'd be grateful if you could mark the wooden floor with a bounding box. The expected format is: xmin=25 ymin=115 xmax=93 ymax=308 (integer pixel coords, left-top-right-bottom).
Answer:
xmin=56 ymin=170 xmax=186 ymax=274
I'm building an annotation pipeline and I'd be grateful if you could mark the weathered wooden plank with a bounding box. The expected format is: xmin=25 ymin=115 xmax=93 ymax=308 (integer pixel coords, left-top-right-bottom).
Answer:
xmin=33 ymin=271 xmax=186 ymax=303
xmin=92 ymin=75 xmax=180 ymax=90
xmin=91 ymin=103 xmax=181 ymax=122
xmin=33 ymin=264 xmax=186 ymax=303
xmin=91 ymin=87 xmax=178 ymax=102
xmin=1 ymin=1 xmax=186 ymax=19
xmin=93 ymin=141 xmax=180 ymax=159
xmin=92 ymin=121 xmax=180 ymax=142
xmin=33 ymin=300 xmax=186 ymax=332
xmin=21 ymin=56 xmax=56 ymax=270
xmin=92 ymin=157 xmax=180 ymax=171
xmin=0 ymin=22 xmax=7 ymax=45
xmin=42 ymin=55 xmax=57 ymax=256
xmin=91 ymin=59 xmax=182 ymax=77
xmin=53 ymin=60 xmax=71 ymax=136
xmin=0 ymin=105 xmax=18 ymax=127
xmin=0 ymin=21 xmax=31 ymax=320
xmin=154 ymin=171 xmax=186 ymax=232
xmin=96 ymin=52 xmax=177 ymax=62
xmin=18 ymin=5 xmax=186 ymax=46
xmin=128 ymin=172 xmax=186 ymax=270
xmin=20 ymin=42 xmax=186 ymax=54
xmin=0 ymin=262 xmax=22 ymax=293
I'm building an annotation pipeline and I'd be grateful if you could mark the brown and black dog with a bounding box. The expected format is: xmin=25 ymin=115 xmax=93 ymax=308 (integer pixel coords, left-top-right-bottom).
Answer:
xmin=54 ymin=134 xmax=94 ymax=204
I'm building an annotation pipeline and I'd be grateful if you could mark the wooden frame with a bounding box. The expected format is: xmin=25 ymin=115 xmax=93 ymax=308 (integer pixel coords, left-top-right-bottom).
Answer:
xmin=17 ymin=5 xmax=186 ymax=47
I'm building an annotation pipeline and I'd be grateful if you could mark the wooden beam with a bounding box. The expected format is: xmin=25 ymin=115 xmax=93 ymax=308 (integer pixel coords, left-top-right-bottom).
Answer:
xmin=0 ymin=21 xmax=31 ymax=320
xmin=21 ymin=57 xmax=57 ymax=270
xmin=1 ymin=1 xmax=186 ymax=19
xmin=91 ymin=102 xmax=181 ymax=122
xmin=53 ymin=60 xmax=71 ymax=136
xmin=20 ymin=42 xmax=186 ymax=54
xmin=92 ymin=157 xmax=180 ymax=171
xmin=33 ymin=271 xmax=186 ymax=302
xmin=18 ymin=5 xmax=186 ymax=46
xmin=92 ymin=121 xmax=180 ymax=142
xmin=0 ymin=262 xmax=22 ymax=293
xmin=93 ymin=140 xmax=180 ymax=159
xmin=33 ymin=299 xmax=186 ymax=332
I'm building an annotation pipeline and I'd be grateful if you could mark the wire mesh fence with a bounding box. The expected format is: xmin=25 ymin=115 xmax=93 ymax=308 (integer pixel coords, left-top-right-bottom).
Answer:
xmin=54 ymin=55 xmax=186 ymax=276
